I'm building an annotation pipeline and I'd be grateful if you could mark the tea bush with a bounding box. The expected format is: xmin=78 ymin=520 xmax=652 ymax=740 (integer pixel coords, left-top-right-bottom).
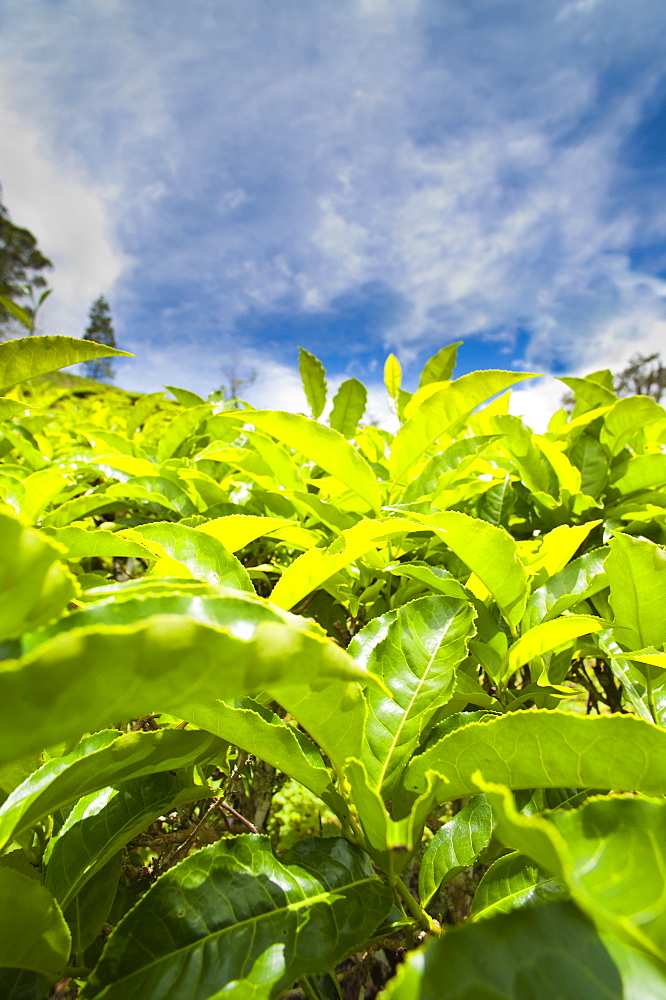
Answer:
xmin=0 ymin=335 xmax=665 ymax=998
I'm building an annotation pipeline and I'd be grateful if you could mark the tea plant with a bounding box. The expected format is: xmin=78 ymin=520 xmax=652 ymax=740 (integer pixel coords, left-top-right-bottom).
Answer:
xmin=0 ymin=333 xmax=665 ymax=998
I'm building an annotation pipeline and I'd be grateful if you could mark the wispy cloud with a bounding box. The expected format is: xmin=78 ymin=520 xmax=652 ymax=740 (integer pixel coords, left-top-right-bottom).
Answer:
xmin=1 ymin=0 xmax=665 ymax=419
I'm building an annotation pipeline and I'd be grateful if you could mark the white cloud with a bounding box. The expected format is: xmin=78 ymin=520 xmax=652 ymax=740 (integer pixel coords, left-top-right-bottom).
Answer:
xmin=0 ymin=75 xmax=127 ymax=337
xmin=1 ymin=0 xmax=666 ymax=391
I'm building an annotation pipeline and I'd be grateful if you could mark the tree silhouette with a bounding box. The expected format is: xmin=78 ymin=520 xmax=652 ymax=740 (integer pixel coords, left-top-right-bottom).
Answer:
xmin=83 ymin=295 xmax=116 ymax=381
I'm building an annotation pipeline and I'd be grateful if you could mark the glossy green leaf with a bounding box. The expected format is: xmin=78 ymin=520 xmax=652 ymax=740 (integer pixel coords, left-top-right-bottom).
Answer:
xmin=0 ymin=606 xmax=379 ymax=765
xmin=0 ymin=729 xmax=223 ymax=851
xmin=0 ymin=868 xmax=70 ymax=979
xmin=120 ymin=521 xmax=253 ymax=591
xmin=384 ymin=353 xmax=402 ymax=399
xmin=0 ymin=336 xmax=131 ymax=393
xmin=606 ymin=533 xmax=666 ymax=649
xmin=611 ymin=454 xmax=666 ymax=495
xmin=269 ymin=678 xmax=368 ymax=774
xmin=186 ymin=699 xmax=349 ymax=821
xmin=242 ymin=410 xmax=381 ymax=511
xmin=418 ymin=795 xmax=493 ymax=906
xmin=559 ymin=374 xmax=617 ymax=414
xmin=106 ymin=476 xmax=199 ymax=516
xmin=418 ymin=342 xmax=462 ymax=388
xmin=352 ymin=596 xmax=476 ymax=798
xmin=84 ymin=835 xmax=392 ymax=1000
xmin=0 ymin=398 xmax=31 ymax=422
xmin=389 ymin=370 xmax=536 ymax=484
xmin=299 ymin=347 xmax=327 ymax=419
xmin=381 ymin=901 xmax=625 ymax=999
xmin=0 ymin=513 xmax=77 ymax=640
xmin=344 ymin=759 xmax=439 ymax=874
xmin=197 ymin=514 xmax=297 ymax=552
xmin=157 ymin=404 xmax=212 ymax=462
xmin=471 ymin=850 xmax=566 ymax=919
xmin=569 ymin=432 xmax=609 ymax=497
xmin=503 ymin=615 xmax=605 ymax=683
xmin=397 ymin=511 xmax=528 ymax=631
xmin=164 ymin=385 xmax=206 ymax=407
xmin=384 ymin=562 xmax=471 ymax=602
xmin=522 ymin=547 xmax=608 ymax=629
xmin=483 ymin=783 xmax=666 ymax=964
xmin=524 ymin=522 xmax=601 ymax=581
xmin=39 ymin=492 xmax=127 ymax=527
xmin=65 ymin=851 xmax=123 ymax=956
xmin=45 ymin=771 xmax=206 ymax=910
xmin=601 ymin=396 xmax=665 ymax=455
xmin=43 ymin=525 xmax=153 ymax=561
xmin=271 ymin=518 xmax=423 ymax=610
xmin=401 ymin=710 xmax=666 ymax=805
xmin=329 ymin=378 xmax=367 ymax=438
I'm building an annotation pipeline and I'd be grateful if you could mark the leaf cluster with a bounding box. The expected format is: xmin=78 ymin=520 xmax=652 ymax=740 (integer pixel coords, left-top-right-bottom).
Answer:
xmin=0 ymin=336 xmax=666 ymax=998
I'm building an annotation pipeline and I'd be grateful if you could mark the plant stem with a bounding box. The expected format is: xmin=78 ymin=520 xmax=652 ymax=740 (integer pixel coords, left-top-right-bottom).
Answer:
xmin=393 ymin=875 xmax=439 ymax=935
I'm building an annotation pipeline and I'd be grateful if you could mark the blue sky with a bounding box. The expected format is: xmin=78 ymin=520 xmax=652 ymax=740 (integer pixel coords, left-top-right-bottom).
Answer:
xmin=1 ymin=0 xmax=666 ymax=426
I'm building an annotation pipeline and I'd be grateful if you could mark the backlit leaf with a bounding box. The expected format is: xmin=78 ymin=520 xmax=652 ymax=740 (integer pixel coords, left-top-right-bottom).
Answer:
xmin=0 ymin=336 xmax=131 ymax=393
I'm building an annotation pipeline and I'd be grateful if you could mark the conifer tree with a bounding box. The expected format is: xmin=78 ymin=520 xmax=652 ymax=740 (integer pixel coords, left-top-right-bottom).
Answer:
xmin=83 ymin=295 xmax=116 ymax=380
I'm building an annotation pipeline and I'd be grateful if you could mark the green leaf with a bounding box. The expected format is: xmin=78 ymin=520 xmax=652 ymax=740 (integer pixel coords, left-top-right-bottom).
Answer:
xmin=389 ymin=370 xmax=536 ymax=484
xmin=569 ymin=432 xmax=609 ymax=497
xmin=0 ymin=513 xmax=77 ymax=640
xmin=164 ymin=385 xmax=206 ymax=407
xmin=606 ymin=533 xmax=666 ymax=649
xmin=483 ymin=783 xmax=666 ymax=964
xmin=239 ymin=410 xmax=381 ymax=511
xmin=418 ymin=795 xmax=494 ymax=907
xmin=384 ymin=562 xmax=471 ymax=602
xmin=559 ymin=374 xmax=617 ymax=414
xmin=0 ymin=606 xmax=379 ymax=765
xmin=601 ymin=396 xmax=666 ymax=455
xmin=352 ymin=596 xmax=476 ymax=798
xmin=157 ymin=404 xmax=212 ymax=462
xmin=471 ymin=850 xmax=566 ymax=919
xmin=84 ymin=835 xmax=392 ymax=1000
xmin=271 ymin=518 xmax=423 ymax=611
xmin=524 ymin=522 xmax=601 ymax=582
xmin=384 ymin=354 xmax=402 ymax=399
xmin=186 ymin=700 xmax=349 ymax=821
xmin=64 ymin=851 xmax=122 ymax=956
xmin=299 ymin=347 xmax=327 ymax=419
xmin=43 ymin=525 xmax=154 ymax=561
xmin=503 ymin=615 xmax=605 ymax=684
xmin=45 ymin=771 xmax=206 ymax=910
xmin=401 ymin=710 xmax=666 ymax=806
xmin=0 ymin=729 xmax=223 ymax=851
xmin=329 ymin=378 xmax=367 ymax=438
xmin=120 ymin=521 xmax=254 ymax=592
xmin=381 ymin=901 xmax=624 ymax=999
xmin=106 ymin=476 xmax=199 ymax=516
xmin=396 ymin=511 xmax=528 ymax=631
xmin=196 ymin=514 xmax=299 ymax=552
xmin=611 ymin=454 xmax=666 ymax=495
xmin=0 ymin=336 xmax=131 ymax=392
xmin=39 ymin=492 xmax=127 ymax=528
xmin=344 ymin=759 xmax=439 ymax=874
xmin=268 ymin=678 xmax=368 ymax=774
xmin=522 ymin=547 xmax=608 ymax=629
xmin=0 ymin=295 xmax=33 ymax=330
xmin=418 ymin=342 xmax=462 ymax=388
xmin=0 ymin=398 xmax=32 ymax=422
xmin=0 ymin=868 xmax=70 ymax=979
